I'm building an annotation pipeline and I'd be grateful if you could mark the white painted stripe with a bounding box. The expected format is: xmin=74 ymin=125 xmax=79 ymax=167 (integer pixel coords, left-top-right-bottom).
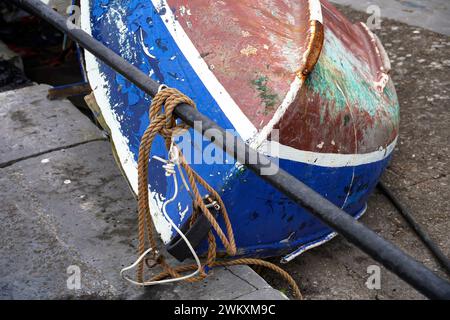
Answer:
xmin=151 ymin=0 xmax=257 ymax=142
xmin=252 ymin=77 xmax=303 ymax=148
xmin=261 ymin=137 xmax=397 ymax=167
xmin=309 ymin=0 xmax=323 ymax=23
xmin=252 ymin=0 xmax=322 ymax=150
xmin=80 ymin=0 xmax=173 ymax=243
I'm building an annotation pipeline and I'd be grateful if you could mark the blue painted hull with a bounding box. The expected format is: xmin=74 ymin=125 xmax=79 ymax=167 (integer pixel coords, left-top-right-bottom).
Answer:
xmin=81 ymin=0 xmax=397 ymax=260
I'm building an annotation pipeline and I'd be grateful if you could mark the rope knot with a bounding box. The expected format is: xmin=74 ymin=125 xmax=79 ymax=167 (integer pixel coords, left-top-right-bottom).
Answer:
xmin=149 ymin=87 xmax=196 ymax=139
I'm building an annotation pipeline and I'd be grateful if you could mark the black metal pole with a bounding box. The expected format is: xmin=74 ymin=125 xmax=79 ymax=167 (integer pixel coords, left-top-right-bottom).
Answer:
xmin=378 ymin=181 xmax=450 ymax=276
xmin=12 ymin=0 xmax=450 ymax=299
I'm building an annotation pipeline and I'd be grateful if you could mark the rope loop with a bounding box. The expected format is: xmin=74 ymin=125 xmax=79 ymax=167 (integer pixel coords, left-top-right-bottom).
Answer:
xmin=148 ymin=87 xmax=194 ymax=140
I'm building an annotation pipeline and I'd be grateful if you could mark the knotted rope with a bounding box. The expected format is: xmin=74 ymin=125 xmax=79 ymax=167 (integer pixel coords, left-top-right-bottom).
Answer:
xmin=133 ymin=87 xmax=302 ymax=299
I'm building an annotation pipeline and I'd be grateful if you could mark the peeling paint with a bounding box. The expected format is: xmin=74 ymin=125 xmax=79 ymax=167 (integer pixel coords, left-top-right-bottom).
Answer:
xmin=240 ymin=45 xmax=258 ymax=57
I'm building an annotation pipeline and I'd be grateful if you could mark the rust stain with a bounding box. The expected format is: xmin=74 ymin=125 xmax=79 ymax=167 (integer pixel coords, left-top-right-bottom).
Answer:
xmin=297 ymin=20 xmax=325 ymax=80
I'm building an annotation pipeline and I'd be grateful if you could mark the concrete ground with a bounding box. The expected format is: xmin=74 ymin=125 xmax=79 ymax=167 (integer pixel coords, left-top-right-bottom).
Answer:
xmin=330 ymin=0 xmax=450 ymax=36
xmin=0 ymin=85 xmax=285 ymax=300
xmin=259 ymin=4 xmax=450 ymax=299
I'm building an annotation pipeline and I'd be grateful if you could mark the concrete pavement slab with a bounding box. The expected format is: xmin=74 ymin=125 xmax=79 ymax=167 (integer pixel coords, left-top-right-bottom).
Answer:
xmin=0 ymin=141 xmax=285 ymax=299
xmin=0 ymin=85 xmax=286 ymax=300
xmin=0 ymin=84 xmax=105 ymax=167
xmin=330 ymin=0 xmax=450 ymax=36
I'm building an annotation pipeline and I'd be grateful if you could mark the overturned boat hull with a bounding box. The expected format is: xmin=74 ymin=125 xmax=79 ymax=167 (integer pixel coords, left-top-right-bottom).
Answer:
xmin=80 ymin=0 xmax=399 ymax=260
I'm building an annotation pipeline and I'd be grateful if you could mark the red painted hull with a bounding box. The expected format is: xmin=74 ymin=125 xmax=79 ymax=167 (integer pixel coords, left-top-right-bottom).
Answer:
xmin=169 ymin=0 xmax=398 ymax=154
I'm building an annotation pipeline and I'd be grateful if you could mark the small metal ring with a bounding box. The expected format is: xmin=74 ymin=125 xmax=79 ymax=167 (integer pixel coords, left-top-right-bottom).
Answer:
xmin=144 ymin=251 xmax=161 ymax=269
xmin=145 ymin=258 xmax=158 ymax=269
xmin=158 ymin=84 xmax=168 ymax=93
xmin=204 ymin=196 xmax=221 ymax=211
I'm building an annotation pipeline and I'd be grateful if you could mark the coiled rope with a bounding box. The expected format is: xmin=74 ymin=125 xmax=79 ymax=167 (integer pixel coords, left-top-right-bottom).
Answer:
xmin=128 ymin=86 xmax=302 ymax=299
